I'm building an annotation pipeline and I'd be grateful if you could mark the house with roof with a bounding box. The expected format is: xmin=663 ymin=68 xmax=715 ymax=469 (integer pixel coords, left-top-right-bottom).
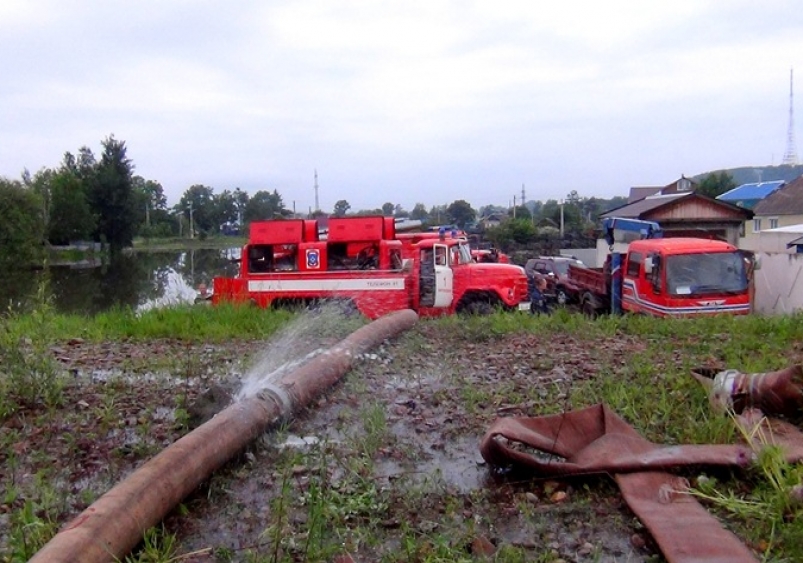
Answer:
xmin=478 ymin=212 xmax=507 ymax=230
xmin=626 ymin=175 xmax=698 ymax=203
xmin=740 ymin=176 xmax=803 ymax=252
xmin=601 ymin=191 xmax=752 ymax=245
xmin=717 ymin=180 xmax=785 ymax=210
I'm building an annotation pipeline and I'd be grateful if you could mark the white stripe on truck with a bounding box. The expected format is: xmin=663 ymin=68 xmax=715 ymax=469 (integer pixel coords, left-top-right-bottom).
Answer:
xmin=248 ymin=278 xmax=406 ymax=292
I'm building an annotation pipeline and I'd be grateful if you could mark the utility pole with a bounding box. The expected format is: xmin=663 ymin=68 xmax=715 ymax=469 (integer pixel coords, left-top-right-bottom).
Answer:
xmin=512 ymin=195 xmax=517 ymax=219
xmin=314 ymin=169 xmax=320 ymax=212
xmin=560 ymin=200 xmax=565 ymax=237
xmin=187 ymin=202 xmax=194 ymax=239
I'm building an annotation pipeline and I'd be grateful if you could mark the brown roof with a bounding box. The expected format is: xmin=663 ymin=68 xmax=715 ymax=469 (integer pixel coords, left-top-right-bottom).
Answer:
xmin=600 ymin=192 xmax=752 ymax=221
xmin=628 ymin=186 xmax=661 ymax=203
xmin=602 ymin=193 xmax=688 ymax=218
xmin=753 ymin=175 xmax=803 ymax=215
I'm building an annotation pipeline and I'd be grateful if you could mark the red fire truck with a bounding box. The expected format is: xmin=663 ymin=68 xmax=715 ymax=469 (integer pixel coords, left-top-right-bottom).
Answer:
xmin=204 ymin=216 xmax=530 ymax=319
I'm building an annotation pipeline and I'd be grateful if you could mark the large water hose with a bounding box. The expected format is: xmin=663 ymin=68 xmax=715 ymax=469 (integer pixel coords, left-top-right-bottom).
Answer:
xmin=30 ymin=309 xmax=419 ymax=563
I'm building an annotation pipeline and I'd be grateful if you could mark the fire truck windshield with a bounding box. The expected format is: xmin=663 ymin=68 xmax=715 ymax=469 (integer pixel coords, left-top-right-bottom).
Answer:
xmin=665 ymin=252 xmax=748 ymax=296
xmin=457 ymin=243 xmax=472 ymax=264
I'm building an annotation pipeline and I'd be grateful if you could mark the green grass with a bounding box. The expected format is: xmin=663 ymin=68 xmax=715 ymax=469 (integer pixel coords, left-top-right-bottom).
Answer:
xmin=4 ymin=304 xmax=803 ymax=561
xmin=4 ymin=302 xmax=295 ymax=342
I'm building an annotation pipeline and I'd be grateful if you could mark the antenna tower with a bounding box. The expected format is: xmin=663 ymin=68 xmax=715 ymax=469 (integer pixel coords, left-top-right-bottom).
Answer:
xmin=521 ymin=184 xmax=526 ymax=206
xmin=314 ymin=169 xmax=320 ymax=212
xmin=782 ymin=68 xmax=799 ymax=165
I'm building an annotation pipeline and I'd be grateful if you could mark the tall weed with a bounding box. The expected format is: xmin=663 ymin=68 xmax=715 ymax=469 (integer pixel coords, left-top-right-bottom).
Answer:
xmin=0 ymin=284 xmax=63 ymax=418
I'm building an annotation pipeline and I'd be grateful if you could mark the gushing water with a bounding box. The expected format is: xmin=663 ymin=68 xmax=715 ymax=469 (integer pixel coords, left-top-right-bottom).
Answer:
xmin=235 ymin=302 xmax=365 ymax=400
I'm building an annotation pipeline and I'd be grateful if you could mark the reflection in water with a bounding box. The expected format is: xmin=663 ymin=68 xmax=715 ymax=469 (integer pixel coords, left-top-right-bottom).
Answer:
xmin=0 ymin=248 xmax=240 ymax=316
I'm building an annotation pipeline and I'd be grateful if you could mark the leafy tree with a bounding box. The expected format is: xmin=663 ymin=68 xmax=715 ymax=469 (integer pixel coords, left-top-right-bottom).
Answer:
xmin=697 ymin=171 xmax=736 ymax=199
xmin=354 ymin=208 xmax=382 ymax=216
xmin=0 ymin=178 xmax=45 ymax=268
xmin=540 ymin=199 xmax=582 ymax=234
xmin=244 ymin=189 xmax=285 ymax=223
xmin=428 ymin=205 xmax=447 ymax=226
xmin=91 ymin=136 xmax=137 ymax=251
xmin=478 ymin=204 xmax=507 ymax=218
xmin=600 ymin=196 xmax=628 ymax=213
xmin=381 ymin=202 xmax=394 ymax=216
xmin=214 ymin=189 xmax=239 ymax=226
xmin=23 ymin=167 xmax=55 ymax=226
xmin=410 ymin=203 xmax=428 ymax=222
xmin=47 ymin=169 xmax=95 ymax=245
xmin=577 ymin=196 xmax=602 ymax=224
xmin=393 ymin=204 xmax=407 ymax=218
xmin=233 ymin=188 xmax=249 ymax=223
xmin=511 ymin=205 xmax=531 ymax=220
xmin=486 ymin=218 xmax=536 ymax=247
xmin=333 ymin=199 xmax=351 ymax=217
xmin=178 ymin=184 xmax=217 ymax=235
xmin=446 ymin=200 xmax=476 ymax=229
xmin=132 ymin=176 xmax=171 ymax=237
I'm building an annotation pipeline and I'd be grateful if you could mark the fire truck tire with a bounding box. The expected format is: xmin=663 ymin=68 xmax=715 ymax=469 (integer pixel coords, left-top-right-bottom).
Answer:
xmin=581 ymin=298 xmax=597 ymax=318
xmin=556 ymin=287 xmax=569 ymax=306
xmin=459 ymin=296 xmax=497 ymax=316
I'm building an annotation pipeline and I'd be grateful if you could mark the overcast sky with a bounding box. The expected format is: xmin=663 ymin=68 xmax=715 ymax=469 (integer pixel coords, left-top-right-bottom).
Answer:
xmin=2 ymin=1 xmax=803 ymax=213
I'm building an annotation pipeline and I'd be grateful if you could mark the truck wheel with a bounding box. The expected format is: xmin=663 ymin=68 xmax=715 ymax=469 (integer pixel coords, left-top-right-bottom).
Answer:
xmin=556 ymin=288 xmax=569 ymax=306
xmin=462 ymin=299 xmax=494 ymax=316
xmin=582 ymin=299 xmax=597 ymax=318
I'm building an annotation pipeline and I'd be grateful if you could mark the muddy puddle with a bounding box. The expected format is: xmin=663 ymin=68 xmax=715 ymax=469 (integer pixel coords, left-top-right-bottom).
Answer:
xmin=165 ymin=308 xmax=652 ymax=562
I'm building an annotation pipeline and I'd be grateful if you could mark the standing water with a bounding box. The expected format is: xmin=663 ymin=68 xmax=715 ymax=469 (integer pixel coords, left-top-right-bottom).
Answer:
xmin=235 ymin=302 xmax=367 ymax=400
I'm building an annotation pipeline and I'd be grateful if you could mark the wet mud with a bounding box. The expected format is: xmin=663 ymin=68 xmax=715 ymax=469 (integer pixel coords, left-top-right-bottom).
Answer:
xmin=6 ymin=317 xmax=666 ymax=562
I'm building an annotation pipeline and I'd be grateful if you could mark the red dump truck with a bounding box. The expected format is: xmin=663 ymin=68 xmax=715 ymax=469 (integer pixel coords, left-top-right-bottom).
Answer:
xmin=570 ymin=219 xmax=752 ymax=317
xmin=203 ymin=216 xmax=530 ymax=319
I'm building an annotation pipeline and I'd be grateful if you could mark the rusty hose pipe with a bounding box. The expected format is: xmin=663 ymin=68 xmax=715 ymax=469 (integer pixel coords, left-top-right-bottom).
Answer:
xmin=30 ymin=309 xmax=419 ymax=563
xmin=692 ymin=365 xmax=803 ymax=419
xmin=480 ymin=403 xmax=755 ymax=477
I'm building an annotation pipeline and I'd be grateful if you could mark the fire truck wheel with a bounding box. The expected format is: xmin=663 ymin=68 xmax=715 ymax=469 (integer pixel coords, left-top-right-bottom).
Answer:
xmin=556 ymin=288 xmax=569 ymax=306
xmin=461 ymin=299 xmax=495 ymax=316
xmin=581 ymin=298 xmax=597 ymax=318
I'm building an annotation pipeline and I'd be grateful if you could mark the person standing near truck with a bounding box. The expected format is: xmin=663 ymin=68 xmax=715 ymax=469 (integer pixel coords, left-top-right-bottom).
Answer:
xmin=530 ymin=276 xmax=550 ymax=315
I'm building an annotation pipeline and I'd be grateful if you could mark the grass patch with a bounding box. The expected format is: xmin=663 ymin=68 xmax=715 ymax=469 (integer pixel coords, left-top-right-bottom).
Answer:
xmin=4 ymin=302 xmax=803 ymax=561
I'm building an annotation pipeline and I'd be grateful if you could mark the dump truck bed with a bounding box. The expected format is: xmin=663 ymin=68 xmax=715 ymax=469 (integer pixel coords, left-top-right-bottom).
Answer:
xmin=568 ymin=264 xmax=609 ymax=296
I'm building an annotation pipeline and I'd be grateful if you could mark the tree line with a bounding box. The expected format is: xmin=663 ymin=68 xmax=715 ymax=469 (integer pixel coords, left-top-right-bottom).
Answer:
xmin=1 ymin=134 xmax=737 ymax=269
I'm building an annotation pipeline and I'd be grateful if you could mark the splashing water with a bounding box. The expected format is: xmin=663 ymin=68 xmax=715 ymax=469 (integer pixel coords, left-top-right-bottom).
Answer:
xmin=235 ymin=302 xmax=366 ymax=400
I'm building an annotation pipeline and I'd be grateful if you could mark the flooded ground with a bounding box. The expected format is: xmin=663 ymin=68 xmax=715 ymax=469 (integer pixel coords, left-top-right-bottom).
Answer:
xmin=3 ymin=307 xmax=673 ymax=563
xmin=0 ymin=248 xmax=238 ymax=315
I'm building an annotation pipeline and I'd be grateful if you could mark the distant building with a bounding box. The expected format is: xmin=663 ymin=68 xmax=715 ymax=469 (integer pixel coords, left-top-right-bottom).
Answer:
xmin=478 ymin=213 xmax=507 ymax=229
xmin=626 ymin=175 xmax=698 ymax=203
xmin=601 ymin=191 xmax=751 ymax=246
xmin=717 ymin=180 xmax=785 ymax=210
xmin=741 ymin=176 xmax=803 ymax=250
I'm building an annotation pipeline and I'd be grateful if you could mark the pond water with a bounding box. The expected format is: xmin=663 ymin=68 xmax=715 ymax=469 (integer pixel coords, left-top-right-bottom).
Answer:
xmin=1 ymin=248 xmax=241 ymax=315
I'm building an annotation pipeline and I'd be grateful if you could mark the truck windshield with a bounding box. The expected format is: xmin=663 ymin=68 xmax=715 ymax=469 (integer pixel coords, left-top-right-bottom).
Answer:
xmin=457 ymin=243 xmax=472 ymax=264
xmin=665 ymin=252 xmax=748 ymax=296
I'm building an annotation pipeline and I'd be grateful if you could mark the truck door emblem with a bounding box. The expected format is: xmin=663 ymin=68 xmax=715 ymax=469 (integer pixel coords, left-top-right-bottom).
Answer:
xmin=306 ymin=249 xmax=320 ymax=269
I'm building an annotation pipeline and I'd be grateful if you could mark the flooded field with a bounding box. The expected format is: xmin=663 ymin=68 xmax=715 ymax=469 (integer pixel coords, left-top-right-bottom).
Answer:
xmin=0 ymin=248 xmax=239 ymax=315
